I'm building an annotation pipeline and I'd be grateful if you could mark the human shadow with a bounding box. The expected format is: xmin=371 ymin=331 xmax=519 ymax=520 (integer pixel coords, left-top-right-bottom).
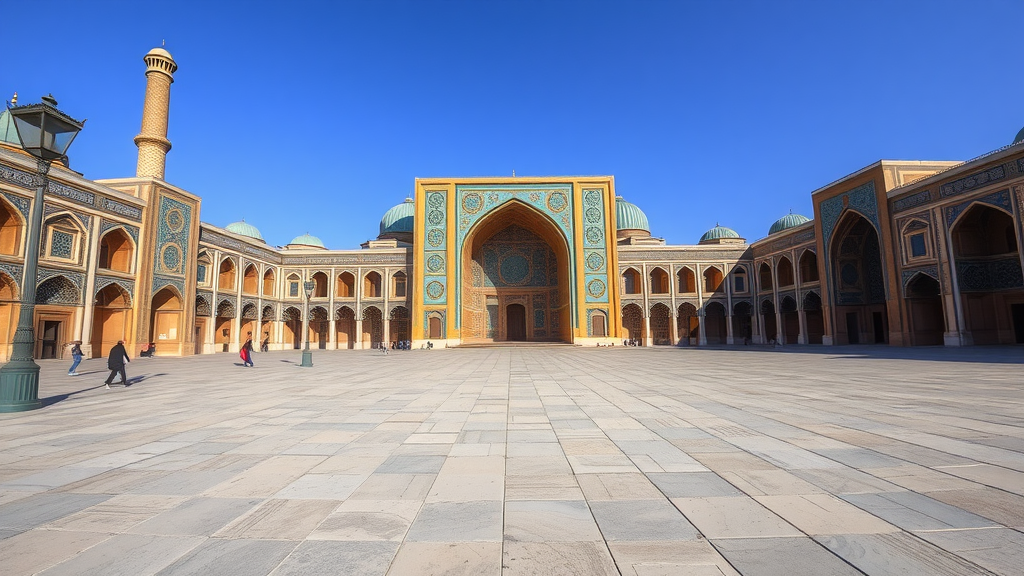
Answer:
xmin=41 ymin=384 xmax=109 ymax=407
xmin=695 ymin=343 xmax=1024 ymax=364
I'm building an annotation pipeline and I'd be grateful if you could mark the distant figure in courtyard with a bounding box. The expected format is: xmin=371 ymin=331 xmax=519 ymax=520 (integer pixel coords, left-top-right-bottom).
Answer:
xmin=140 ymin=342 xmax=156 ymax=357
xmin=261 ymin=331 xmax=270 ymax=352
xmin=380 ymin=341 xmax=388 ymax=355
xmin=241 ymin=332 xmax=255 ymax=367
xmin=68 ymin=340 xmax=83 ymax=376
xmin=104 ymin=340 xmax=130 ymax=389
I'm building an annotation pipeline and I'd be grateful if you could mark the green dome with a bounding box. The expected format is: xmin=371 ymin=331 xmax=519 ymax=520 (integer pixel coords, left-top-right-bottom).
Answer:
xmin=379 ymin=198 xmax=414 ymax=237
xmin=615 ymin=196 xmax=650 ymax=232
xmin=1014 ymin=126 xmax=1024 ymax=145
xmin=225 ymin=220 xmax=264 ymax=241
xmin=289 ymin=233 xmax=325 ymax=248
xmin=700 ymin=224 xmax=740 ymax=242
xmin=768 ymin=213 xmax=810 ymax=235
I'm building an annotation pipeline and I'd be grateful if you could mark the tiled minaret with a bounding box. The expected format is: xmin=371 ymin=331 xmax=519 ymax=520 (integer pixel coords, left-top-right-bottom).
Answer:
xmin=134 ymin=47 xmax=177 ymax=179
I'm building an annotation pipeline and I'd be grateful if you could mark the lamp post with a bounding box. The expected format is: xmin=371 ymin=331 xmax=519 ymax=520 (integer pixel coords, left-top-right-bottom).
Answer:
xmin=300 ymin=281 xmax=315 ymax=367
xmin=0 ymin=95 xmax=84 ymax=412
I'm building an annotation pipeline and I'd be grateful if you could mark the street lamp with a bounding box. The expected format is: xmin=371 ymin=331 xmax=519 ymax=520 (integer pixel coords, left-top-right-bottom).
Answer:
xmin=300 ymin=280 xmax=315 ymax=367
xmin=0 ymin=95 xmax=84 ymax=412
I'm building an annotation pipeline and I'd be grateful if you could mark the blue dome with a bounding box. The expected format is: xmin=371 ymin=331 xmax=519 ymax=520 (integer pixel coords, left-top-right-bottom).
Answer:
xmin=700 ymin=224 xmax=741 ymax=243
xmin=768 ymin=213 xmax=811 ymax=235
xmin=289 ymin=233 xmax=325 ymax=248
xmin=615 ymin=196 xmax=650 ymax=232
xmin=1014 ymin=126 xmax=1024 ymax=145
xmin=379 ymin=198 xmax=414 ymax=237
xmin=225 ymin=220 xmax=264 ymax=241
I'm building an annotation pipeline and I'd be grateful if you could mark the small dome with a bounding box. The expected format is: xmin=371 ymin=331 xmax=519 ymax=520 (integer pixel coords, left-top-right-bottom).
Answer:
xmin=768 ymin=213 xmax=811 ymax=235
xmin=225 ymin=220 xmax=264 ymax=241
xmin=1014 ymin=126 xmax=1024 ymax=145
xmin=700 ymin=224 xmax=740 ymax=243
xmin=615 ymin=196 xmax=650 ymax=232
xmin=379 ymin=198 xmax=415 ymax=237
xmin=288 ymin=233 xmax=325 ymax=249
xmin=146 ymin=47 xmax=174 ymax=59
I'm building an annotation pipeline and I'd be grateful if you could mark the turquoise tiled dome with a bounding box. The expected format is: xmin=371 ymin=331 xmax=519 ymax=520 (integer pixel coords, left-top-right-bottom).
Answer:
xmin=700 ymin=224 xmax=740 ymax=243
xmin=379 ymin=198 xmax=414 ymax=237
xmin=615 ymin=196 xmax=650 ymax=232
xmin=768 ymin=213 xmax=810 ymax=235
xmin=225 ymin=220 xmax=264 ymax=241
xmin=289 ymin=233 xmax=325 ymax=248
xmin=1014 ymin=126 xmax=1024 ymax=145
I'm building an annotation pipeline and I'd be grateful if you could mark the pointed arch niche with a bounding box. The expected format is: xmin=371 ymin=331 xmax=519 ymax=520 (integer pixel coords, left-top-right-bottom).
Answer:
xmin=151 ymin=286 xmax=183 ymax=355
xmin=830 ymin=212 xmax=888 ymax=344
xmin=460 ymin=201 xmax=572 ymax=343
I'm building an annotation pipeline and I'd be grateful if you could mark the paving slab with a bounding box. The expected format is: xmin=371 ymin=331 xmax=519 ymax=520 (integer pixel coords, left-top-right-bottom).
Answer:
xmin=2 ymin=346 xmax=1023 ymax=575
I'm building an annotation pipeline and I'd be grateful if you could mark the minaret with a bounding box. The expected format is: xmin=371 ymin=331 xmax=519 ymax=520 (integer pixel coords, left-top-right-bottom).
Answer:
xmin=134 ymin=47 xmax=177 ymax=179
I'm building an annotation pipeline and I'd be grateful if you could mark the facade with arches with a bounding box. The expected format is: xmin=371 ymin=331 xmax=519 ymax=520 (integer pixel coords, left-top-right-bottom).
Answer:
xmin=1 ymin=46 xmax=1022 ymax=362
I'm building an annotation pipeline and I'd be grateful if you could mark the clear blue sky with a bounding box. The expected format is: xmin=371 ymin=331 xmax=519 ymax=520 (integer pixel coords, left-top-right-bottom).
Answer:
xmin=4 ymin=1 xmax=1022 ymax=248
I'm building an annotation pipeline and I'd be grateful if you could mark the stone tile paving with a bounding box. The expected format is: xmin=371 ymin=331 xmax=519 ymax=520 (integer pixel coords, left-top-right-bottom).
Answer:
xmin=1 ymin=345 xmax=1023 ymax=575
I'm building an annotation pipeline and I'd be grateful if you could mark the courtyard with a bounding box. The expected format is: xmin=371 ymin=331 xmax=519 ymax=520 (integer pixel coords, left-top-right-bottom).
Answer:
xmin=1 ymin=346 xmax=1022 ymax=575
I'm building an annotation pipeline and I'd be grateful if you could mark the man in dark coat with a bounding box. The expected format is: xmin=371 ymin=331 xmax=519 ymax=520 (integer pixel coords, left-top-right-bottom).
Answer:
xmin=105 ymin=340 xmax=131 ymax=389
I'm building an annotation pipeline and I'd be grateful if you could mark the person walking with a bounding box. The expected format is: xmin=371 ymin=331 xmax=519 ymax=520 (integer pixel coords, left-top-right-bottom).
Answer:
xmin=68 ymin=340 xmax=83 ymax=376
xmin=104 ymin=340 xmax=130 ymax=389
xmin=241 ymin=332 xmax=255 ymax=367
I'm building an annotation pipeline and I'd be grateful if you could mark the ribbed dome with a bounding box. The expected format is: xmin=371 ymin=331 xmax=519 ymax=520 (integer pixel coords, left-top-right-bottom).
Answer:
xmin=379 ymin=198 xmax=415 ymax=237
xmin=615 ymin=196 xmax=650 ymax=232
xmin=1014 ymin=126 xmax=1024 ymax=145
xmin=700 ymin=224 xmax=740 ymax=243
xmin=288 ymin=233 xmax=325 ymax=248
xmin=768 ymin=213 xmax=811 ymax=235
xmin=225 ymin=220 xmax=264 ymax=241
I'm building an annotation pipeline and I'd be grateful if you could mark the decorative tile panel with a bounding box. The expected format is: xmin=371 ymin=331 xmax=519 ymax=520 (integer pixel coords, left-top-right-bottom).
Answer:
xmin=583 ymin=189 xmax=609 ymax=304
xmin=422 ymin=190 xmax=447 ymax=308
xmin=892 ymin=190 xmax=932 ymax=213
xmin=939 ymin=165 xmax=1006 ymax=198
xmin=152 ymin=196 xmax=192 ymax=295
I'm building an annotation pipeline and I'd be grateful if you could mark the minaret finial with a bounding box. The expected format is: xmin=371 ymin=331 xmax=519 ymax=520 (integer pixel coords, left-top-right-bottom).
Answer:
xmin=512 ymin=169 xmax=516 ymax=178
xmin=10 ymin=92 xmax=16 ymax=105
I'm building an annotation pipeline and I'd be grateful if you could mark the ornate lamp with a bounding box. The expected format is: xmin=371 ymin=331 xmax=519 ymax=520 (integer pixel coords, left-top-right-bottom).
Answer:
xmin=300 ymin=281 xmax=315 ymax=367
xmin=0 ymin=95 xmax=84 ymax=412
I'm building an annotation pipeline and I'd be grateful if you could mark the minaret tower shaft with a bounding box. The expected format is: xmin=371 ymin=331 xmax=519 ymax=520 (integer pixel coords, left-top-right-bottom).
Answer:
xmin=134 ymin=47 xmax=177 ymax=179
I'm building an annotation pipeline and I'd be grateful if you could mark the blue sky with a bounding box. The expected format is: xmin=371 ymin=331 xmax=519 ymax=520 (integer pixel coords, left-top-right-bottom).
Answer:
xmin=4 ymin=1 xmax=1022 ymax=248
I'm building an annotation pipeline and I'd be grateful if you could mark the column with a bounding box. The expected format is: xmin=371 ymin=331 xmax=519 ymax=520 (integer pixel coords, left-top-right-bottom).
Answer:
xmin=354 ymin=319 xmax=363 ymax=350
xmin=797 ymin=309 xmax=808 ymax=344
xmin=643 ymin=315 xmax=652 ymax=347
xmin=208 ymin=250 xmax=218 ymax=353
xmin=724 ymin=262 xmax=734 ymax=345
xmin=670 ymin=312 xmax=679 ymax=346
xmin=775 ymin=311 xmax=784 ymax=345
xmin=725 ymin=312 xmax=734 ymax=344
xmin=328 ymin=320 xmax=337 ymax=350
xmin=695 ymin=264 xmax=705 ymax=346
xmin=698 ymin=310 xmax=707 ymax=346
xmin=80 ymin=217 xmax=102 ymax=351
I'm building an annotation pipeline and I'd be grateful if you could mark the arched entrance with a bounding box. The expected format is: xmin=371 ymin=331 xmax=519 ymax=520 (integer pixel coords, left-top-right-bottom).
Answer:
xmin=309 ymin=306 xmax=328 ymax=349
xmin=336 ymin=306 xmax=355 ymax=349
xmin=705 ymin=302 xmax=727 ymax=344
xmin=282 ymin=306 xmax=301 ymax=349
xmin=951 ymin=204 xmax=1023 ymax=344
xmin=760 ymin=300 xmax=777 ymax=343
xmin=506 ymin=303 xmax=527 ymax=340
xmin=905 ymin=274 xmax=944 ymax=346
xmin=151 ymin=287 xmax=183 ymax=356
xmin=622 ymin=303 xmax=643 ymax=344
xmin=93 ymin=284 xmax=132 ymax=358
xmin=732 ymin=301 xmax=752 ymax=343
xmin=677 ymin=303 xmax=698 ymax=345
xmin=461 ymin=201 xmax=572 ymax=343
xmin=215 ymin=299 xmax=235 ymax=352
xmin=803 ymin=292 xmax=824 ymax=344
xmin=389 ymin=306 xmax=410 ymax=344
xmin=650 ymin=303 xmax=671 ymax=345
xmin=781 ymin=296 xmax=799 ymax=344
xmin=362 ymin=306 xmax=383 ymax=347
xmin=830 ymin=213 xmax=888 ymax=344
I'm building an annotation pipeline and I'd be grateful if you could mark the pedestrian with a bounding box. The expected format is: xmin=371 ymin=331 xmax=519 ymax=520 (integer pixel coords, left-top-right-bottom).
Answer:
xmin=104 ymin=340 xmax=130 ymax=389
xmin=241 ymin=332 xmax=255 ymax=367
xmin=68 ymin=340 xmax=83 ymax=376
xmin=260 ymin=331 xmax=270 ymax=352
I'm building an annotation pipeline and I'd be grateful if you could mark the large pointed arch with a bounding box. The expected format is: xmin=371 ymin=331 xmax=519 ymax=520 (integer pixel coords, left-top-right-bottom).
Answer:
xmin=459 ymin=199 xmax=573 ymax=343
xmin=828 ymin=210 xmax=888 ymax=345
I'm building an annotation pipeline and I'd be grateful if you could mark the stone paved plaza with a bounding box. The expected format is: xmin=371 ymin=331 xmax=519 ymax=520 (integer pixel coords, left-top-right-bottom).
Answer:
xmin=1 ymin=346 xmax=1023 ymax=576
